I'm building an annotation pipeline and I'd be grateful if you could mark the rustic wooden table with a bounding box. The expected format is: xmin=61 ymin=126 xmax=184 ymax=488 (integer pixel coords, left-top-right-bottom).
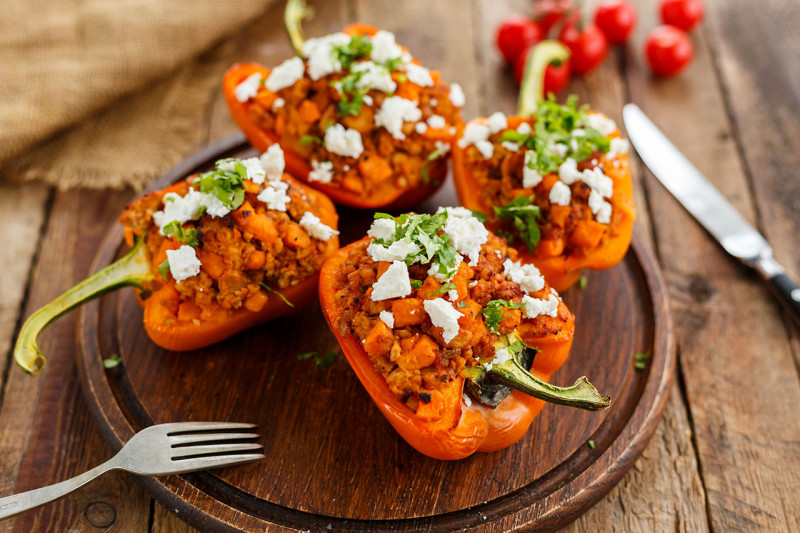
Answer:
xmin=1 ymin=0 xmax=798 ymax=531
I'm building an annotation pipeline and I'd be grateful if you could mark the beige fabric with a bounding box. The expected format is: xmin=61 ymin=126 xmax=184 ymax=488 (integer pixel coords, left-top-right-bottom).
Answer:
xmin=0 ymin=0 xmax=279 ymax=190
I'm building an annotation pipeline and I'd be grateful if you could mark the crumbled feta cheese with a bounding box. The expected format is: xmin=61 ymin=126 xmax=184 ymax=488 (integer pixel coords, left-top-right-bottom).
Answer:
xmin=569 ymin=138 xmax=579 ymax=154
xmin=430 ymin=98 xmax=438 ymax=106
xmin=457 ymin=123 xmax=493 ymax=159
xmin=367 ymin=218 xmax=396 ymax=241
xmin=257 ymin=180 xmax=291 ymax=211
xmin=587 ymin=113 xmax=617 ymax=136
xmin=299 ymin=212 xmax=338 ymax=241
xmin=415 ymin=122 xmax=428 ymax=134
xmin=363 ymin=94 xmax=374 ymax=106
xmin=367 ymin=239 xmax=419 ymax=262
xmin=596 ymin=201 xmax=612 ymax=224
xmin=166 ymin=245 xmax=201 ymax=282
xmin=436 ymin=206 xmax=474 ymax=219
xmin=428 ymin=258 xmax=460 ymax=282
xmin=370 ymin=30 xmax=404 ymax=63
xmin=351 ymin=61 xmax=397 ymax=93
xmin=324 ymin=123 xmax=364 ymax=158
xmin=441 ymin=207 xmax=489 ymax=265
xmin=462 ymin=393 xmax=472 ymax=407
xmin=449 ymin=83 xmax=465 ymax=107
xmin=372 ymin=260 xmax=412 ymax=301
xmin=308 ymin=160 xmax=334 ymax=183
xmin=571 ymin=128 xmax=586 ymax=137
xmin=521 ymin=293 xmax=559 ymax=319
xmin=448 ymin=289 xmax=459 ymax=302
xmin=608 ymin=138 xmax=630 ymax=159
xmin=549 ymin=141 xmax=568 ymax=158
xmin=582 ymin=167 xmax=613 ymax=198
xmin=302 ymin=32 xmax=350 ymax=80
xmin=502 ymin=141 xmax=520 ymax=152
xmin=503 ymin=259 xmax=545 ymax=294
xmin=427 ymin=115 xmax=446 ymax=129
xmin=375 ymin=96 xmax=422 ymax=140
xmin=588 ymin=189 xmax=604 ymax=214
xmin=404 ymin=63 xmax=434 ymax=87
xmin=259 ymin=144 xmax=285 ymax=182
xmin=379 ymin=310 xmax=395 ymax=329
xmin=522 ymin=151 xmax=542 ymax=188
xmin=423 ymin=298 xmax=462 ymax=343
xmin=234 ymin=73 xmax=262 ymax=102
xmin=469 ymin=280 xmax=478 ymax=288
xmin=218 ymin=157 xmax=264 ymax=182
xmin=517 ymin=122 xmax=532 ymax=135
xmin=272 ymin=98 xmax=285 ymax=110
xmin=483 ymin=347 xmax=513 ymax=371
xmin=558 ymin=158 xmax=582 ymax=185
xmin=265 ymin=57 xmax=305 ymax=92
xmin=434 ymin=140 xmax=451 ymax=154
xmin=549 ymin=180 xmax=572 ymax=206
xmin=487 ymin=111 xmax=507 ymax=133
xmin=201 ymin=193 xmax=232 ymax=218
xmin=153 ymin=190 xmax=204 ymax=232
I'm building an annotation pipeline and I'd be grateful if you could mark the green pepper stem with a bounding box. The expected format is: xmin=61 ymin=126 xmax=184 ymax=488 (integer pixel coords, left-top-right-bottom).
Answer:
xmin=517 ymin=40 xmax=571 ymax=118
xmin=14 ymin=235 xmax=154 ymax=375
xmin=285 ymin=0 xmax=312 ymax=56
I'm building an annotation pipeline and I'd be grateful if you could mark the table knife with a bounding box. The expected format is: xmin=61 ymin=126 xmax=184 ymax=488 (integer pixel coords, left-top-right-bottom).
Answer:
xmin=622 ymin=103 xmax=800 ymax=325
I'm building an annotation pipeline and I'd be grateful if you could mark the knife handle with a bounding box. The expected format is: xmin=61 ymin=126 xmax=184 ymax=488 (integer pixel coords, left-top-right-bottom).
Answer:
xmin=766 ymin=273 xmax=800 ymax=326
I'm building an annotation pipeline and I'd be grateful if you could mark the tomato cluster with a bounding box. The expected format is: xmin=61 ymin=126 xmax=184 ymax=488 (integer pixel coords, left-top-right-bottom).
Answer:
xmin=495 ymin=0 xmax=704 ymax=85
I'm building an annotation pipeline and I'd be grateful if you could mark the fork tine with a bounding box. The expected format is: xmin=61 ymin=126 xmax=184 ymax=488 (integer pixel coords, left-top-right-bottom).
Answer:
xmin=156 ymin=422 xmax=257 ymax=435
xmin=169 ymin=432 xmax=259 ymax=446
xmin=168 ymin=453 xmax=265 ymax=473
xmin=171 ymin=443 xmax=264 ymax=459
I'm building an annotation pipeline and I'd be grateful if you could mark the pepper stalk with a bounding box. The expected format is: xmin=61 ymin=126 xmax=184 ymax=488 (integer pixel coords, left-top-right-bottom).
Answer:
xmin=517 ymin=40 xmax=571 ymax=118
xmin=14 ymin=235 xmax=155 ymax=375
xmin=285 ymin=0 xmax=312 ymax=56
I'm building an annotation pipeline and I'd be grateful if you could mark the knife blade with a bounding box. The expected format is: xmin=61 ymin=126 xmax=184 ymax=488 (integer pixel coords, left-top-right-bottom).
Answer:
xmin=622 ymin=103 xmax=800 ymax=325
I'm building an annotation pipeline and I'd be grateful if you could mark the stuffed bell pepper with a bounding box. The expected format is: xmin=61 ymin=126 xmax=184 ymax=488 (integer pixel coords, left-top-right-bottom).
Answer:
xmin=223 ymin=0 xmax=464 ymax=209
xmin=452 ymin=42 xmax=635 ymax=291
xmin=319 ymin=208 xmax=609 ymax=460
xmin=15 ymin=145 xmax=339 ymax=375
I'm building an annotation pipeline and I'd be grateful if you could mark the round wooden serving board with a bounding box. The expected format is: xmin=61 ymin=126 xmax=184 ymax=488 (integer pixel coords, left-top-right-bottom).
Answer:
xmin=77 ymin=135 xmax=674 ymax=533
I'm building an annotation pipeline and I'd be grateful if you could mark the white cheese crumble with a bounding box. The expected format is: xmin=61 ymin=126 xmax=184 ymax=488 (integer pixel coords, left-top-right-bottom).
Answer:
xmin=449 ymin=83 xmax=465 ymax=107
xmin=469 ymin=280 xmax=478 ymax=288
xmin=521 ymin=293 xmax=559 ymax=319
xmin=363 ymin=94 xmax=374 ymax=106
xmin=430 ymin=98 xmax=438 ymax=106
xmin=487 ymin=111 xmax=508 ymax=134
xmin=462 ymin=393 xmax=472 ymax=407
xmin=265 ymin=57 xmax=305 ymax=92
xmin=587 ymin=113 xmax=617 ymax=136
xmin=367 ymin=238 xmax=419 ymax=262
xmin=427 ymin=114 xmax=446 ymax=129
xmin=596 ymin=202 xmax=612 ymax=224
xmin=423 ymin=298 xmax=462 ymax=343
xmin=517 ymin=122 xmax=532 ymax=135
xmin=434 ymin=140 xmax=451 ymax=154
xmin=448 ymin=289 xmax=459 ymax=302
xmin=153 ymin=190 xmax=204 ymax=231
xmin=571 ymin=128 xmax=586 ymax=137
xmin=309 ymin=160 xmax=334 ymax=183
xmin=503 ymin=259 xmax=545 ymax=294
xmin=234 ymin=73 xmax=262 ymax=102
xmin=522 ymin=151 xmax=542 ymax=188
xmin=166 ymin=245 xmax=201 ymax=282
xmin=483 ymin=347 xmax=513 ymax=372
xmin=548 ymin=140 xmax=568 ymax=159
xmin=324 ymin=123 xmax=364 ymax=158
xmin=202 ymin=193 xmax=232 ymax=218
xmin=302 ymin=32 xmax=350 ymax=80
xmin=375 ymin=96 xmax=422 ymax=140
xmin=218 ymin=157 xmax=264 ymax=183
xmin=404 ymin=63 xmax=434 ymax=87
xmin=428 ymin=259 xmax=461 ymax=282
xmin=608 ymin=138 xmax=630 ymax=159
xmin=457 ymin=123 xmax=493 ymax=159
xmin=370 ymin=30 xmax=404 ymax=63
xmin=441 ymin=207 xmax=489 ymax=266
xmin=299 ymin=212 xmax=338 ymax=241
xmin=367 ymin=218 xmax=396 ymax=241
xmin=415 ymin=122 xmax=428 ymax=134
xmin=582 ymin=167 xmax=614 ymax=198
xmin=256 ymin=180 xmax=291 ymax=212
xmin=549 ymin=180 xmax=572 ymax=206
xmin=558 ymin=158 xmax=582 ymax=185
xmin=259 ymin=144 xmax=285 ymax=183
xmin=379 ymin=310 xmax=395 ymax=329
xmin=351 ymin=61 xmax=397 ymax=93
xmin=371 ymin=260 xmax=412 ymax=301
xmin=502 ymin=141 xmax=520 ymax=152
xmin=272 ymin=98 xmax=285 ymax=110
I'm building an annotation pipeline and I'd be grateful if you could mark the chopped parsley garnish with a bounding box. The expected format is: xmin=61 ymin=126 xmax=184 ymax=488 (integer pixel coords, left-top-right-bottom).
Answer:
xmin=469 ymin=210 xmax=488 ymax=223
xmin=333 ymin=35 xmax=373 ymax=70
xmin=259 ymin=282 xmax=294 ymax=307
xmin=157 ymin=258 xmax=171 ymax=281
xmin=457 ymin=301 xmax=468 ymax=308
xmin=579 ymin=274 xmax=588 ymax=290
xmin=197 ymin=159 xmax=247 ymax=211
xmin=162 ymin=220 xmax=199 ymax=247
xmin=482 ymin=299 xmax=526 ymax=334
xmin=300 ymin=134 xmax=323 ymax=146
xmin=102 ymin=354 xmax=122 ymax=369
xmin=333 ymin=69 xmax=368 ymax=117
xmin=634 ymin=352 xmax=651 ymax=370
xmin=426 ymin=282 xmax=457 ymax=298
xmin=588 ymin=439 xmax=596 ymax=449
xmin=297 ymin=349 xmax=339 ymax=369
xmin=493 ymin=195 xmax=542 ymax=253
xmin=420 ymin=146 xmax=448 ymax=184
xmin=410 ymin=280 xmax=423 ymax=289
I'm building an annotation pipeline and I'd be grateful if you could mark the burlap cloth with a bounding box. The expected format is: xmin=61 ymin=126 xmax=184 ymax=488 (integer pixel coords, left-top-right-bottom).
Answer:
xmin=0 ymin=0 xmax=280 ymax=191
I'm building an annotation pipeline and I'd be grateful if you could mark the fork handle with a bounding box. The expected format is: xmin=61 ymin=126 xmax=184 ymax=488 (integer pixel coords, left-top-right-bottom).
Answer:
xmin=0 ymin=461 xmax=113 ymax=520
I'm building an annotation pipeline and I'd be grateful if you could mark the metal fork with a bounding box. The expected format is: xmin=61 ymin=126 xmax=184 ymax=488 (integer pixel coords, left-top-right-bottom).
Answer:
xmin=0 ymin=422 xmax=264 ymax=520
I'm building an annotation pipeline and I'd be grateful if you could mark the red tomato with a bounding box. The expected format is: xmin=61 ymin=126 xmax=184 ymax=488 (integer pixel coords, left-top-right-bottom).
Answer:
xmin=660 ymin=0 xmax=704 ymax=32
xmin=495 ymin=16 xmax=543 ymax=64
xmin=514 ymin=46 xmax=571 ymax=95
xmin=558 ymin=23 xmax=609 ymax=75
xmin=533 ymin=0 xmax=577 ymax=36
xmin=593 ymin=0 xmax=637 ymax=44
xmin=645 ymin=25 xmax=694 ymax=76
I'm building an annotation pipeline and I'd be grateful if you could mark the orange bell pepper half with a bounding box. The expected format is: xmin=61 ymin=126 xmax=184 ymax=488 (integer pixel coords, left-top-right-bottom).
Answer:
xmin=319 ymin=236 xmax=609 ymax=460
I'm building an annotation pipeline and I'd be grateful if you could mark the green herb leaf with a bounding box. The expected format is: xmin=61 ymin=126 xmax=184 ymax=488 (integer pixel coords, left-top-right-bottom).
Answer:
xmin=634 ymin=352 xmax=651 ymax=370
xmin=296 ymin=349 xmax=339 ymax=369
xmin=457 ymin=301 xmax=468 ymax=308
xmin=300 ymin=135 xmax=323 ymax=146
xmin=197 ymin=159 xmax=248 ymax=211
xmin=162 ymin=220 xmax=199 ymax=247
xmin=482 ymin=299 xmax=526 ymax=334
xmin=103 ymin=354 xmax=122 ymax=369
xmin=579 ymin=274 xmax=588 ymax=290
xmin=410 ymin=280 xmax=423 ymax=289
xmin=260 ymin=282 xmax=294 ymax=307
xmin=588 ymin=439 xmax=596 ymax=449
xmin=333 ymin=34 xmax=373 ymax=70
xmin=158 ymin=258 xmax=171 ymax=281
xmin=493 ymin=195 xmax=542 ymax=253
xmin=420 ymin=146 xmax=448 ymax=184
xmin=469 ymin=210 xmax=488 ymax=223
xmin=426 ymin=282 xmax=457 ymax=298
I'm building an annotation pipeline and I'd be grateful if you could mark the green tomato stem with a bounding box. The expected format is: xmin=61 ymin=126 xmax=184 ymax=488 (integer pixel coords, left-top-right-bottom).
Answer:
xmin=517 ymin=40 xmax=571 ymax=117
xmin=14 ymin=235 xmax=154 ymax=375
xmin=285 ymin=0 xmax=312 ymax=56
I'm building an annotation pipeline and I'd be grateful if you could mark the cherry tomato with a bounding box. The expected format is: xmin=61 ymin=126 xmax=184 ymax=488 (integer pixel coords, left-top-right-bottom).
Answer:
xmin=593 ymin=0 xmax=637 ymax=44
xmin=496 ymin=16 xmax=543 ymax=64
xmin=645 ymin=25 xmax=694 ymax=76
xmin=558 ymin=23 xmax=608 ymax=75
xmin=514 ymin=46 xmax=571 ymax=95
xmin=533 ymin=0 xmax=577 ymax=36
xmin=660 ymin=0 xmax=704 ymax=32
